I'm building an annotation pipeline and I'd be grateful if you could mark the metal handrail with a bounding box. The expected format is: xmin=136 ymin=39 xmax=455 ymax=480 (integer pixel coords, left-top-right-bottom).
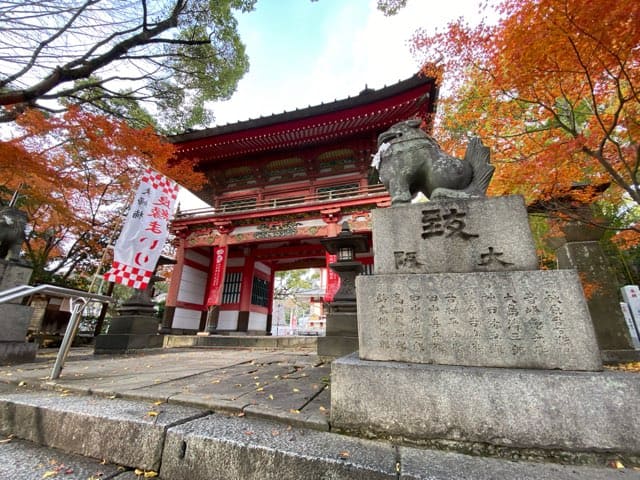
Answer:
xmin=0 ymin=283 xmax=113 ymax=380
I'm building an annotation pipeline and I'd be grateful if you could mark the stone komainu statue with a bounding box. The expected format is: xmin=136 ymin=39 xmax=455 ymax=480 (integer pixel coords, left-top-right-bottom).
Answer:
xmin=0 ymin=206 xmax=28 ymax=262
xmin=371 ymin=119 xmax=495 ymax=205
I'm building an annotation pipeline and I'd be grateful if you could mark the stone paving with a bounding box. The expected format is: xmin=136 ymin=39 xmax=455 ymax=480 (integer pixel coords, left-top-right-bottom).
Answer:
xmin=0 ymin=346 xmax=331 ymax=430
xmin=1 ymin=347 xmax=640 ymax=479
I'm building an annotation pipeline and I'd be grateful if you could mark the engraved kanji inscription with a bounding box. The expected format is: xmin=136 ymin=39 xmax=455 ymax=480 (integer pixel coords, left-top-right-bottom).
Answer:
xmin=421 ymin=207 xmax=479 ymax=240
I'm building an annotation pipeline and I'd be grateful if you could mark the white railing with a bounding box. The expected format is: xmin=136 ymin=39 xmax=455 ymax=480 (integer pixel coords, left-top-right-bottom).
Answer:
xmin=175 ymin=183 xmax=388 ymax=219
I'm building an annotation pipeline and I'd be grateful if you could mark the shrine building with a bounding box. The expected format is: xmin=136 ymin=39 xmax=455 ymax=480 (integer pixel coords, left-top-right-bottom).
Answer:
xmin=163 ymin=73 xmax=437 ymax=334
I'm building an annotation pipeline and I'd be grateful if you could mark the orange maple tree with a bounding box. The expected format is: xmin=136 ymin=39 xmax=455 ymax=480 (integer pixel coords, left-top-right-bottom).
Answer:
xmin=0 ymin=106 xmax=205 ymax=285
xmin=410 ymin=0 xmax=640 ymax=244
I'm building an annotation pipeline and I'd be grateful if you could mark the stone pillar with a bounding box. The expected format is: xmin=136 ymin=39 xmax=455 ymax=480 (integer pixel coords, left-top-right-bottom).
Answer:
xmin=237 ymin=248 xmax=255 ymax=333
xmin=0 ymin=259 xmax=37 ymax=363
xmin=161 ymin=235 xmax=186 ymax=333
xmin=554 ymin=221 xmax=633 ymax=352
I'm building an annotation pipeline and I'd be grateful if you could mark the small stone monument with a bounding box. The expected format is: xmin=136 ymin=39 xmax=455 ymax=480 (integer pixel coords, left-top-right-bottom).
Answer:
xmin=331 ymin=127 xmax=639 ymax=458
xmin=0 ymin=205 xmax=37 ymax=363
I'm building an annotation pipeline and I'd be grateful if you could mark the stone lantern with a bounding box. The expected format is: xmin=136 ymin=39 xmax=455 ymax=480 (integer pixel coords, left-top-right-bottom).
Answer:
xmin=318 ymin=222 xmax=369 ymax=359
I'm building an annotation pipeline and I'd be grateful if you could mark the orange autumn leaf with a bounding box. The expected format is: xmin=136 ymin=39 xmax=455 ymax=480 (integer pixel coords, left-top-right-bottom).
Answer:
xmin=411 ymin=0 xmax=640 ymax=225
xmin=0 ymin=106 xmax=206 ymax=285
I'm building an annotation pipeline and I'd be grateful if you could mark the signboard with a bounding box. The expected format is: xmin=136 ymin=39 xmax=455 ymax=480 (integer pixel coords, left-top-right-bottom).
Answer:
xmin=104 ymin=169 xmax=178 ymax=290
xmin=206 ymin=245 xmax=228 ymax=306
xmin=620 ymin=285 xmax=640 ymax=349
xmin=324 ymin=253 xmax=340 ymax=302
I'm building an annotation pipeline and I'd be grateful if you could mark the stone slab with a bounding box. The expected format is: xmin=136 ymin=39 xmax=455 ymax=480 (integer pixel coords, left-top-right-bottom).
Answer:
xmin=0 ymin=438 xmax=124 ymax=480
xmin=160 ymin=413 xmax=398 ymax=480
xmin=0 ymin=341 xmax=37 ymax=364
xmin=317 ymin=335 xmax=358 ymax=359
xmin=0 ymin=260 xmax=32 ymax=299
xmin=0 ymin=392 xmax=207 ymax=470
xmin=357 ymin=269 xmax=602 ymax=371
xmin=373 ymin=195 xmax=538 ymax=275
xmin=0 ymin=303 xmax=33 ymax=342
xmin=398 ymin=446 xmax=640 ymax=480
xmin=107 ymin=315 xmax=160 ymax=335
xmin=331 ymin=354 xmax=640 ymax=455
xmin=94 ymin=333 xmax=164 ymax=353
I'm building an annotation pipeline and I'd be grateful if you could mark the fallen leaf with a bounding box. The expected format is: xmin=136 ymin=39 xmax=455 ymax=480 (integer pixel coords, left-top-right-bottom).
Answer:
xmin=237 ymin=412 xmax=246 ymax=417
xmin=292 ymin=388 xmax=300 ymax=393
xmin=253 ymin=376 xmax=260 ymax=380
xmin=289 ymin=409 xmax=300 ymax=415
xmin=609 ymin=460 xmax=625 ymax=469
xmin=135 ymin=468 xmax=144 ymax=475
xmin=210 ymin=379 xmax=221 ymax=384
xmin=42 ymin=471 xmax=57 ymax=479
xmin=153 ymin=401 xmax=163 ymax=406
xmin=147 ymin=411 xmax=159 ymax=417
xmin=144 ymin=471 xmax=158 ymax=478
xmin=18 ymin=381 xmax=26 ymax=387
xmin=319 ymin=406 xmax=326 ymax=412
xmin=338 ymin=451 xmax=350 ymax=459
xmin=268 ymin=394 xmax=274 ymax=400
xmin=256 ymin=387 xmax=264 ymax=392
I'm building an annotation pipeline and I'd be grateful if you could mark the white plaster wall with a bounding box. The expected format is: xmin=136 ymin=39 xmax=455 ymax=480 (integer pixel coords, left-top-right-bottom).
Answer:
xmin=217 ymin=310 xmax=239 ymax=330
xmin=172 ymin=307 xmax=201 ymax=330
xmin=254 ymin=261 xmax=271 ymax=275
xmin=227 ymin=257 xmax=245 ymax=267
xmin=248 ymin=311 xmax=268 ymax=332
xmin=185 ymin=249 xmax=210 ymax=266
xmin=177 ymin=266 xmax=208 ymax=305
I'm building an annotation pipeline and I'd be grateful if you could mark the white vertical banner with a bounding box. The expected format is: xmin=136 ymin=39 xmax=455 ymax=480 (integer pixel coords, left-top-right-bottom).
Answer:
xmin=104 ymin=168 xmax=179 ymax=290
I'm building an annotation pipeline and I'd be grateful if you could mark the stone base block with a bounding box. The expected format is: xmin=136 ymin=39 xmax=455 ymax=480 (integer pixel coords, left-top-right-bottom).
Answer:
xmin=0 ymin=303 xmax=33 ymax=341
xmin=317 ymin=335 xmax=358 ymax=360
xmin=0 ymin=260 xmax=32 ymax=296
xmin=107 ymin=315 xmax=160 ymax=335
xmin=94 ymin=333 xmax=164 ymax=353
xmin=0 ymin=341 xmax=37 ymax=364
xmin=331 ymin=354 xmax=640 ymax=456
xmin=357 ymin=269 xmax=602 ymax=371
xmin=372 ymin=196 xmax=538 ymax=275
xmin=0 ymin=392 xmax=206 ymax=471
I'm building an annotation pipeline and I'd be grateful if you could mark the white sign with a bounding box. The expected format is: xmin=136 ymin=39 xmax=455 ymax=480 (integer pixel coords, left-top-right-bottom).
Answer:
xmin=620 ymin=285 xmax=640 ymax=349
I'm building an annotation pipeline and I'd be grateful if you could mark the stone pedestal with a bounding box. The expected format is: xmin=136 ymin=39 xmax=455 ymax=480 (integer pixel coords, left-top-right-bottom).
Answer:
xmin=317 ymin=301 xmax=358 ymax=360
xmin=94 ymin=284 xmax=163 ymax=354
xmin=331 ymin=195 xmax=638 ymax=457
xmin=0 ymin=260 xmax=36 ymax=364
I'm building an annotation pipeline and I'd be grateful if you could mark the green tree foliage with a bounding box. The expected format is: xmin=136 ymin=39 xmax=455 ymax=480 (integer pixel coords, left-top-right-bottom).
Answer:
xmin=0 ymin=0 xmax=256 ymax=131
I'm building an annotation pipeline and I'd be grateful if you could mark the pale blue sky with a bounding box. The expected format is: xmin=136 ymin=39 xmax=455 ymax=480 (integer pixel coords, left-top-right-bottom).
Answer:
xmin=209 ymin=0 xmax=485 ymax=125
xmin=180 ymin=0 xmax=485 ymax=207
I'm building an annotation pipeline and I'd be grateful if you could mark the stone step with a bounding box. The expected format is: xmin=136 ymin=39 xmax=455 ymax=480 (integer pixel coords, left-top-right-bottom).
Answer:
xmin=0 ymin=391 xmax=638 ymax=479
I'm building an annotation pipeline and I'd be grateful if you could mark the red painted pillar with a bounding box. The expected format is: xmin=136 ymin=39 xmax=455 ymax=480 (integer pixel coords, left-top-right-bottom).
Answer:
xmin=237 ymin=247 xmax=255 ymax=332
xmin=162 ymin=235 xmax=186 ymax=331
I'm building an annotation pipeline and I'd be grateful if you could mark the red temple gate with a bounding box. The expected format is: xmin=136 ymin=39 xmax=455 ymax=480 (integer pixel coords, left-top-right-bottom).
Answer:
xmin=164 ymin=74 xmax=437 ymax=334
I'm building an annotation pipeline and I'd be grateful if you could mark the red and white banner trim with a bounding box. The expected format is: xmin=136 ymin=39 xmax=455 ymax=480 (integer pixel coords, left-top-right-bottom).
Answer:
xmin=103 ymin=168 xmax=179 ymax=290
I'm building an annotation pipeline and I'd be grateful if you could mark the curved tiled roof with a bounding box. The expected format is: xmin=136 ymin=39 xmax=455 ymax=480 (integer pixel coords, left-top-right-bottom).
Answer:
xmin=170 ymin=73 xmax=437 ymax=164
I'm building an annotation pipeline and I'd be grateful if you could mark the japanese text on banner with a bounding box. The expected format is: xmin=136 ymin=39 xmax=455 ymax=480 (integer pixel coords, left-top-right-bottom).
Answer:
xmin=103 ymin=169 xmax=179 ymax=290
